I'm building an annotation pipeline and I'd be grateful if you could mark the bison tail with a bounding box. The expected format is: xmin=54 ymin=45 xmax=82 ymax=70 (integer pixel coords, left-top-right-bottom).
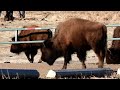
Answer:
xmin=101 ymin=25 xmax=108 ymax=62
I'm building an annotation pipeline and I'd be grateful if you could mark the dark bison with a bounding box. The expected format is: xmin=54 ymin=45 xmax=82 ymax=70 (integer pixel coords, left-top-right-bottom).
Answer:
xmin=4 ymin=10 xmax=14 ymax=21
xmin=19 ymin=11 xmax=25 ymax=18
xmin=10 ymin=25 xmax=52 ymax=63
xmin=41 ymin=18 xmax=107 ymax=69
xmin=106 ymin=26 xmax=120 ymax=64
xmin=0 ymin=11 xmax=25 ymax=21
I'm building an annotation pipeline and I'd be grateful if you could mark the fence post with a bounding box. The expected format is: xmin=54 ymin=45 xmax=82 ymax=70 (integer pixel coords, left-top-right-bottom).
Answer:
xmin=15 ymin=30 xmax=18 ymax=42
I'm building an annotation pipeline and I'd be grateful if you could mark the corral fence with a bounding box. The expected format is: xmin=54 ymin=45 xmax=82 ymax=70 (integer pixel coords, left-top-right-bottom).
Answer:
xmin=0 ymin=24 xmax=120 ymax=45
xmin=0 ymin=24 xmax=119 ymax=79
xmin=106 ymin=24 xmax=120 ymax=41
xmin=0 ymin=27 xmax=56 ymax=44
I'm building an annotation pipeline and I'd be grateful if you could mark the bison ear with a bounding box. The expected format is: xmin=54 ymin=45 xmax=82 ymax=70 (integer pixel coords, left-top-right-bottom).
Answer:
xmin=11 ymin=37 xmax=15 ymax=41
xmin=11 ymin=37 xmax=20 ymax=41
xmin=44 ymin=39 xmax=53 ymax=48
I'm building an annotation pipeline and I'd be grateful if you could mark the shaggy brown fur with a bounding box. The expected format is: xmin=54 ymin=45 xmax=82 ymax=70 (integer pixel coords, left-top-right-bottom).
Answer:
xmin=10 ymin=25 xmax=52 ymax=63
xmin=41 ymin=18 xmax=107 ymax=69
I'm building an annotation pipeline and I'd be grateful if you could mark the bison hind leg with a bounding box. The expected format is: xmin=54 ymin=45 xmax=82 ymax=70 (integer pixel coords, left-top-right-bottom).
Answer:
xmin=38 ymin=59 xmax=42 ymax=63
xmin=30 ymin=49 xmax=38 ymax=63
xmin=77 ymin=50 xmax=87 ymax=69
xmin=25 ymin=51 xmax=32 ymax=63
xmin=94 ymin=49 xmax=105 ymax=68
xmin=25 ymin=49 xmax=38 ymax=63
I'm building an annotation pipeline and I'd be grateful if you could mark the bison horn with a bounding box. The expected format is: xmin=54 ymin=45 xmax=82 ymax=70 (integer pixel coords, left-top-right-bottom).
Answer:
xmin=107 ymin=48 xmax=112 ymax=55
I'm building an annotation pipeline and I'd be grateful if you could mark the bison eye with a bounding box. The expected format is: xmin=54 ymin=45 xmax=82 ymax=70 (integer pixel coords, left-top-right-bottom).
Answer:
xmin=44 ymin=39 xmax=53 ymax=48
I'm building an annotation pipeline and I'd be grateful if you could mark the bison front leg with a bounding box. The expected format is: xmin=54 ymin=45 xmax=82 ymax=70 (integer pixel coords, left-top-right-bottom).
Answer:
xmin=77 ymin=50 xmax=87 ymax=69
xmin=62 ymin=51 xmax=72 ymax=69
xmin=30 ymin=49 xmax=38 ymax=63
xmin=25 ymin=51 xmax=32 ymax=63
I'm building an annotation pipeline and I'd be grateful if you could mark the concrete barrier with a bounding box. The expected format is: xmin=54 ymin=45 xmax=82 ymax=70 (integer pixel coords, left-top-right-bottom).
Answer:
xmin=46 ymin=68 xmax=114 ymax=79
xmin=0 ymin=69 xmax=40 ymax=79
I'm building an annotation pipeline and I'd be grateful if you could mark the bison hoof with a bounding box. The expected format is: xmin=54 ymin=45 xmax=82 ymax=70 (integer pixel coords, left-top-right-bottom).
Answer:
xmin=30 ymin=61 xmax=33 ymax=63
xmin=98 ymin=65 xmax=103 ymax=68
xmin=82 ymin=65 xmax=86 ymax=69
xmin=38 ymin=60 xmax=42 ymax=63
xmin=62 ymin=66 xmax=67 ymax=69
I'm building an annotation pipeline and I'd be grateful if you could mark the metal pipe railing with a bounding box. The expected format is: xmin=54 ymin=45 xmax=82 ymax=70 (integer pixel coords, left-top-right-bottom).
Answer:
xmin=0 ymin=27 xmax=56 ymax=31
xmin=106 ymin=24 xmax=120 ymax=27
xmin=0 ymin=40 xmax=45 ymax=44
xmin=0 ymin=24 xmax=120 ymax=44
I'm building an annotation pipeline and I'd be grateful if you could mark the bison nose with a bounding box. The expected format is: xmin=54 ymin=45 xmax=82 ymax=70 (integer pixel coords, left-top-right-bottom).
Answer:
xmin=48 ymin=63 xmax=53 ymax=65
xmin=47 ymin=61 xmax=54 ymax=65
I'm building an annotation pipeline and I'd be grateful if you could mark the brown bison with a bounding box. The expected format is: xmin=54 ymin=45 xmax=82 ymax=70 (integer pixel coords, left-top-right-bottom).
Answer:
xmin=106 ymin=26 xmax=120 ymax=64
xmin=10 ymin=25 xmax=52 ymax=63
xmin=41 ymin=18 xmax=107 ymax=69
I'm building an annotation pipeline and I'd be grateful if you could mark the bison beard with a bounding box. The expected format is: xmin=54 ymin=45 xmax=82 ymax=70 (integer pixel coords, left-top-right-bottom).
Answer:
xmin=10 ymin=25 xmax=52 ymax=63
xmin=41 ymin=18 xmax=107 ymax=69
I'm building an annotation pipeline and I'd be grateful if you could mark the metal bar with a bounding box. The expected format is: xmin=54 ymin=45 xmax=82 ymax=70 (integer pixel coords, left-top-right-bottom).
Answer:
xmin=0 ymin=40 xmax=45 ymax=44
xmin=0 ymin=27 xmax=56 ymax=31
xmin=0 ymin=24 xmax=120 ymax=31
xmin=0 ymin=38 xmax=120 ymax=44
xmin=106 ymin=24 xmax=120 ymax=27
xmin=0 ymin=25 xmax=120 ymax=45
xmin=107 ymin=38 xmax=120 ymax=41
xmin=0 ymin=38 xmax=119 ymax=44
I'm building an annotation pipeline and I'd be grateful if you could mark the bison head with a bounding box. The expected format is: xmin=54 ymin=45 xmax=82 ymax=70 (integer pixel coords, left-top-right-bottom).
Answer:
xmin=41 ymin=39 xmax=61 ymax=65
xmin=10 ymin=37 xmax=23 ymax=54
xmin=106 ymin=48 xmax=120 ymax=64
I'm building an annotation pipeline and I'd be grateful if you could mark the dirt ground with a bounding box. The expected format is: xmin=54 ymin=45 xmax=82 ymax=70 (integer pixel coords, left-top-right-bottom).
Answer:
xmin=0 ymin=11 xmax=120 ymax=79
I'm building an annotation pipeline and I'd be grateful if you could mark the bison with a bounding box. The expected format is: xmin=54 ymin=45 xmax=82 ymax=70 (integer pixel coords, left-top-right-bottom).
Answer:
xmin=106 ymin=26 xmax=120 ymax=64
xmin=10 ymin=25 xmax=52 ymax=63
xmin=41 ymin=18 xmax=107 ymax=69
xmin=4 ymin=10 xmax=14 ymax=21
xmin=0 ymin=11 xmax=25 ymax=21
